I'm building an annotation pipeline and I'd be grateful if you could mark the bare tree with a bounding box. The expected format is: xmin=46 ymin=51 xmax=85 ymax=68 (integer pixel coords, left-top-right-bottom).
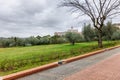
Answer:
xmin=60 ymin=0 xmax=120 ymax=48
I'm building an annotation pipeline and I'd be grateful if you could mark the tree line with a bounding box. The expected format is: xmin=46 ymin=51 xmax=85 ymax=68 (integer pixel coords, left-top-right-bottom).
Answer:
xmin=66 ymin=22 xmax=120 ymax=45
xmin=0 ymin=22 xmax=120 ymax=47
xmin=82 ymin=22 xmax=120 ymax=42
xmin=0 ymin=35 xmax=66 ymax=47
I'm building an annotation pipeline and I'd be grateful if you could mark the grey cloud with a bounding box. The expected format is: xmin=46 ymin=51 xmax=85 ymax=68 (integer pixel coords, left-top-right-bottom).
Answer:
xmin=0 ymin=0 xmax=98 ymax=37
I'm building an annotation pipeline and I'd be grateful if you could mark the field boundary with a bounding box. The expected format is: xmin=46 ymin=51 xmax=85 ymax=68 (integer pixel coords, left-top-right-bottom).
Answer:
xmin=2 ymin=45 xmax=120 ymax=80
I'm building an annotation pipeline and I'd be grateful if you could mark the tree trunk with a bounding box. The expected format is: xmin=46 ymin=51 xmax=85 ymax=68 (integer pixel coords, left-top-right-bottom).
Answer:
xmin=72 ymin=41 xmax=75 ymax=45
xmin=98 ymin=30 xmax=103 ymax=48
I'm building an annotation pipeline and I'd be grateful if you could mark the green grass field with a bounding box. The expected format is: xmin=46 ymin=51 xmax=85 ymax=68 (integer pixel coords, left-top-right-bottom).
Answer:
xmin=0 ymin=41 xmax=120 ymax=76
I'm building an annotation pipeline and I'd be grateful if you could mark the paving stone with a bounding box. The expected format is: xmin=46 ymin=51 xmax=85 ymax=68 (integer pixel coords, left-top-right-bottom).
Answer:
xmin=64 ymin=53 xmax=120 ymax=80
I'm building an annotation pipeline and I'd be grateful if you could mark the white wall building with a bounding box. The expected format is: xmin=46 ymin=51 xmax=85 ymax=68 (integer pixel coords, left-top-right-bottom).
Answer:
xmin=54 ymin=27 xmax=80 ymax=36
xmin=113 ymin=23 xmax=120 ymax=29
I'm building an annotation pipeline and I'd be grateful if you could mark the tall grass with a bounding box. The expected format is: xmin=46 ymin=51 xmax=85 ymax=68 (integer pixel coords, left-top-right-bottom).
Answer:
xmin=0 ymin=41 xmax=119 ymax=75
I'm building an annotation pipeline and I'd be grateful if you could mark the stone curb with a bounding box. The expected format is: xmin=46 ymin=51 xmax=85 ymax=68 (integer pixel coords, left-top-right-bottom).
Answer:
xmin=2 ymin=45 xmax=120 ymax=80
xmin=2 ymin=63 xmax=58 ymax=80
xmin=64 ymin=45 xmax=120 ymax=63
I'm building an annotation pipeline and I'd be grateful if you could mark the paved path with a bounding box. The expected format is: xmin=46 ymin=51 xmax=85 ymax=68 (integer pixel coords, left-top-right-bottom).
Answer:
xmin=17 ymin=47 xmax=120 ymax=80
xmin=64 ymin=52 xmax=120 ymax=80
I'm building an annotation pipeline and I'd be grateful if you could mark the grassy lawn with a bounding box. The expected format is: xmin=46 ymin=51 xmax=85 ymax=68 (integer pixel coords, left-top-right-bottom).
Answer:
xmin=0 ymin=41 xmax=120 ymax=76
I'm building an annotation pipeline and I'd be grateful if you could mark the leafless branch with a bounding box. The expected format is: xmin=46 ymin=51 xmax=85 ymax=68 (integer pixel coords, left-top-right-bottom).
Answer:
xmin=60 ymin=0 xmax=120 ymax=30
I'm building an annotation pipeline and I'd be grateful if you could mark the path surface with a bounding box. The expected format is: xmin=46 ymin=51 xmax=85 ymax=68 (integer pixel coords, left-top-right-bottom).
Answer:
xmin=17 ymin=47 xmax=120 ymax=80
xmin=64 ymin=52 xmax=120 ymax=80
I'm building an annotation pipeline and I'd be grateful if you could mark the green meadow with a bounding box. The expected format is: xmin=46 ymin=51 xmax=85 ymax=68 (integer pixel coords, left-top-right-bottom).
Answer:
xmin=0 ymin=41 xmax=120 ymax=75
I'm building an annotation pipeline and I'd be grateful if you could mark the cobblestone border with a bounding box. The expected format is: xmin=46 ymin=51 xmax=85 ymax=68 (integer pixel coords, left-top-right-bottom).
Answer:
xmin=2 ymin=45 xmax=120 ymax=80
xmin=65 ymin=45 xmax=120 ymax=63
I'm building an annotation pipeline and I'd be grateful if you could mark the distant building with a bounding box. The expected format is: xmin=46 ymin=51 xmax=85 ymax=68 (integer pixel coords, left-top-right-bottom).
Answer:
xmin=54 ymin=32 xmax=66 ymax=36
xmin=67 ymin=27 xmax=79 ymax=33
xmin=113 ymin=23 xmax=120 ymax=29
xmin=54 ymin=27 xmax=80 ymax=36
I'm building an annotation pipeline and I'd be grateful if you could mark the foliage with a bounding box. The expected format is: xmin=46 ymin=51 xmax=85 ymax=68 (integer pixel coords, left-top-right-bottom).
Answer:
xmin=82 ymin=22 xmax=120 ymax=42
xmin=39 ymin=35 xmax=50 ymax=44
xmin=112 ymin=30 xmax=120 ymax=40
xmin=65 ymin=32 xmax=82 ymax=45
xmin=82 ymin=24 xmax=95 ymax=41
xmin=25 ymin=36 xmax=39 ymax=46
xmin=102 ymin=22 xmax=118 ymax=40
xmin=0 ymin=35 xmax=66 ymax=47
xmin=50 ymin=35 xmax=67 ymax=44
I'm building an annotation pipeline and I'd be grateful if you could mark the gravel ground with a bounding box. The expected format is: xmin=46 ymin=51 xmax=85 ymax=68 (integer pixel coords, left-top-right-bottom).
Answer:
xmin=17 ymin=47 xmax=120 ymax=80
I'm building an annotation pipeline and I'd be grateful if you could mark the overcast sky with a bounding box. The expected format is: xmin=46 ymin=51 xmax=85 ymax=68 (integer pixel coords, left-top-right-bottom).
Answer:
xmin=0 ymin=0 xmax=120 ymax=37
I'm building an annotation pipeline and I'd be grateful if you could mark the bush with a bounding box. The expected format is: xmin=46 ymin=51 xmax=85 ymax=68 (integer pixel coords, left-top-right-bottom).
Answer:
xmin=82 ymin=24 xmax=95 ymax=41
xmin=65 ymin=32 xmax=82 ymax=45
xmin=112 ymin=30 xmax=120 ymax=40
